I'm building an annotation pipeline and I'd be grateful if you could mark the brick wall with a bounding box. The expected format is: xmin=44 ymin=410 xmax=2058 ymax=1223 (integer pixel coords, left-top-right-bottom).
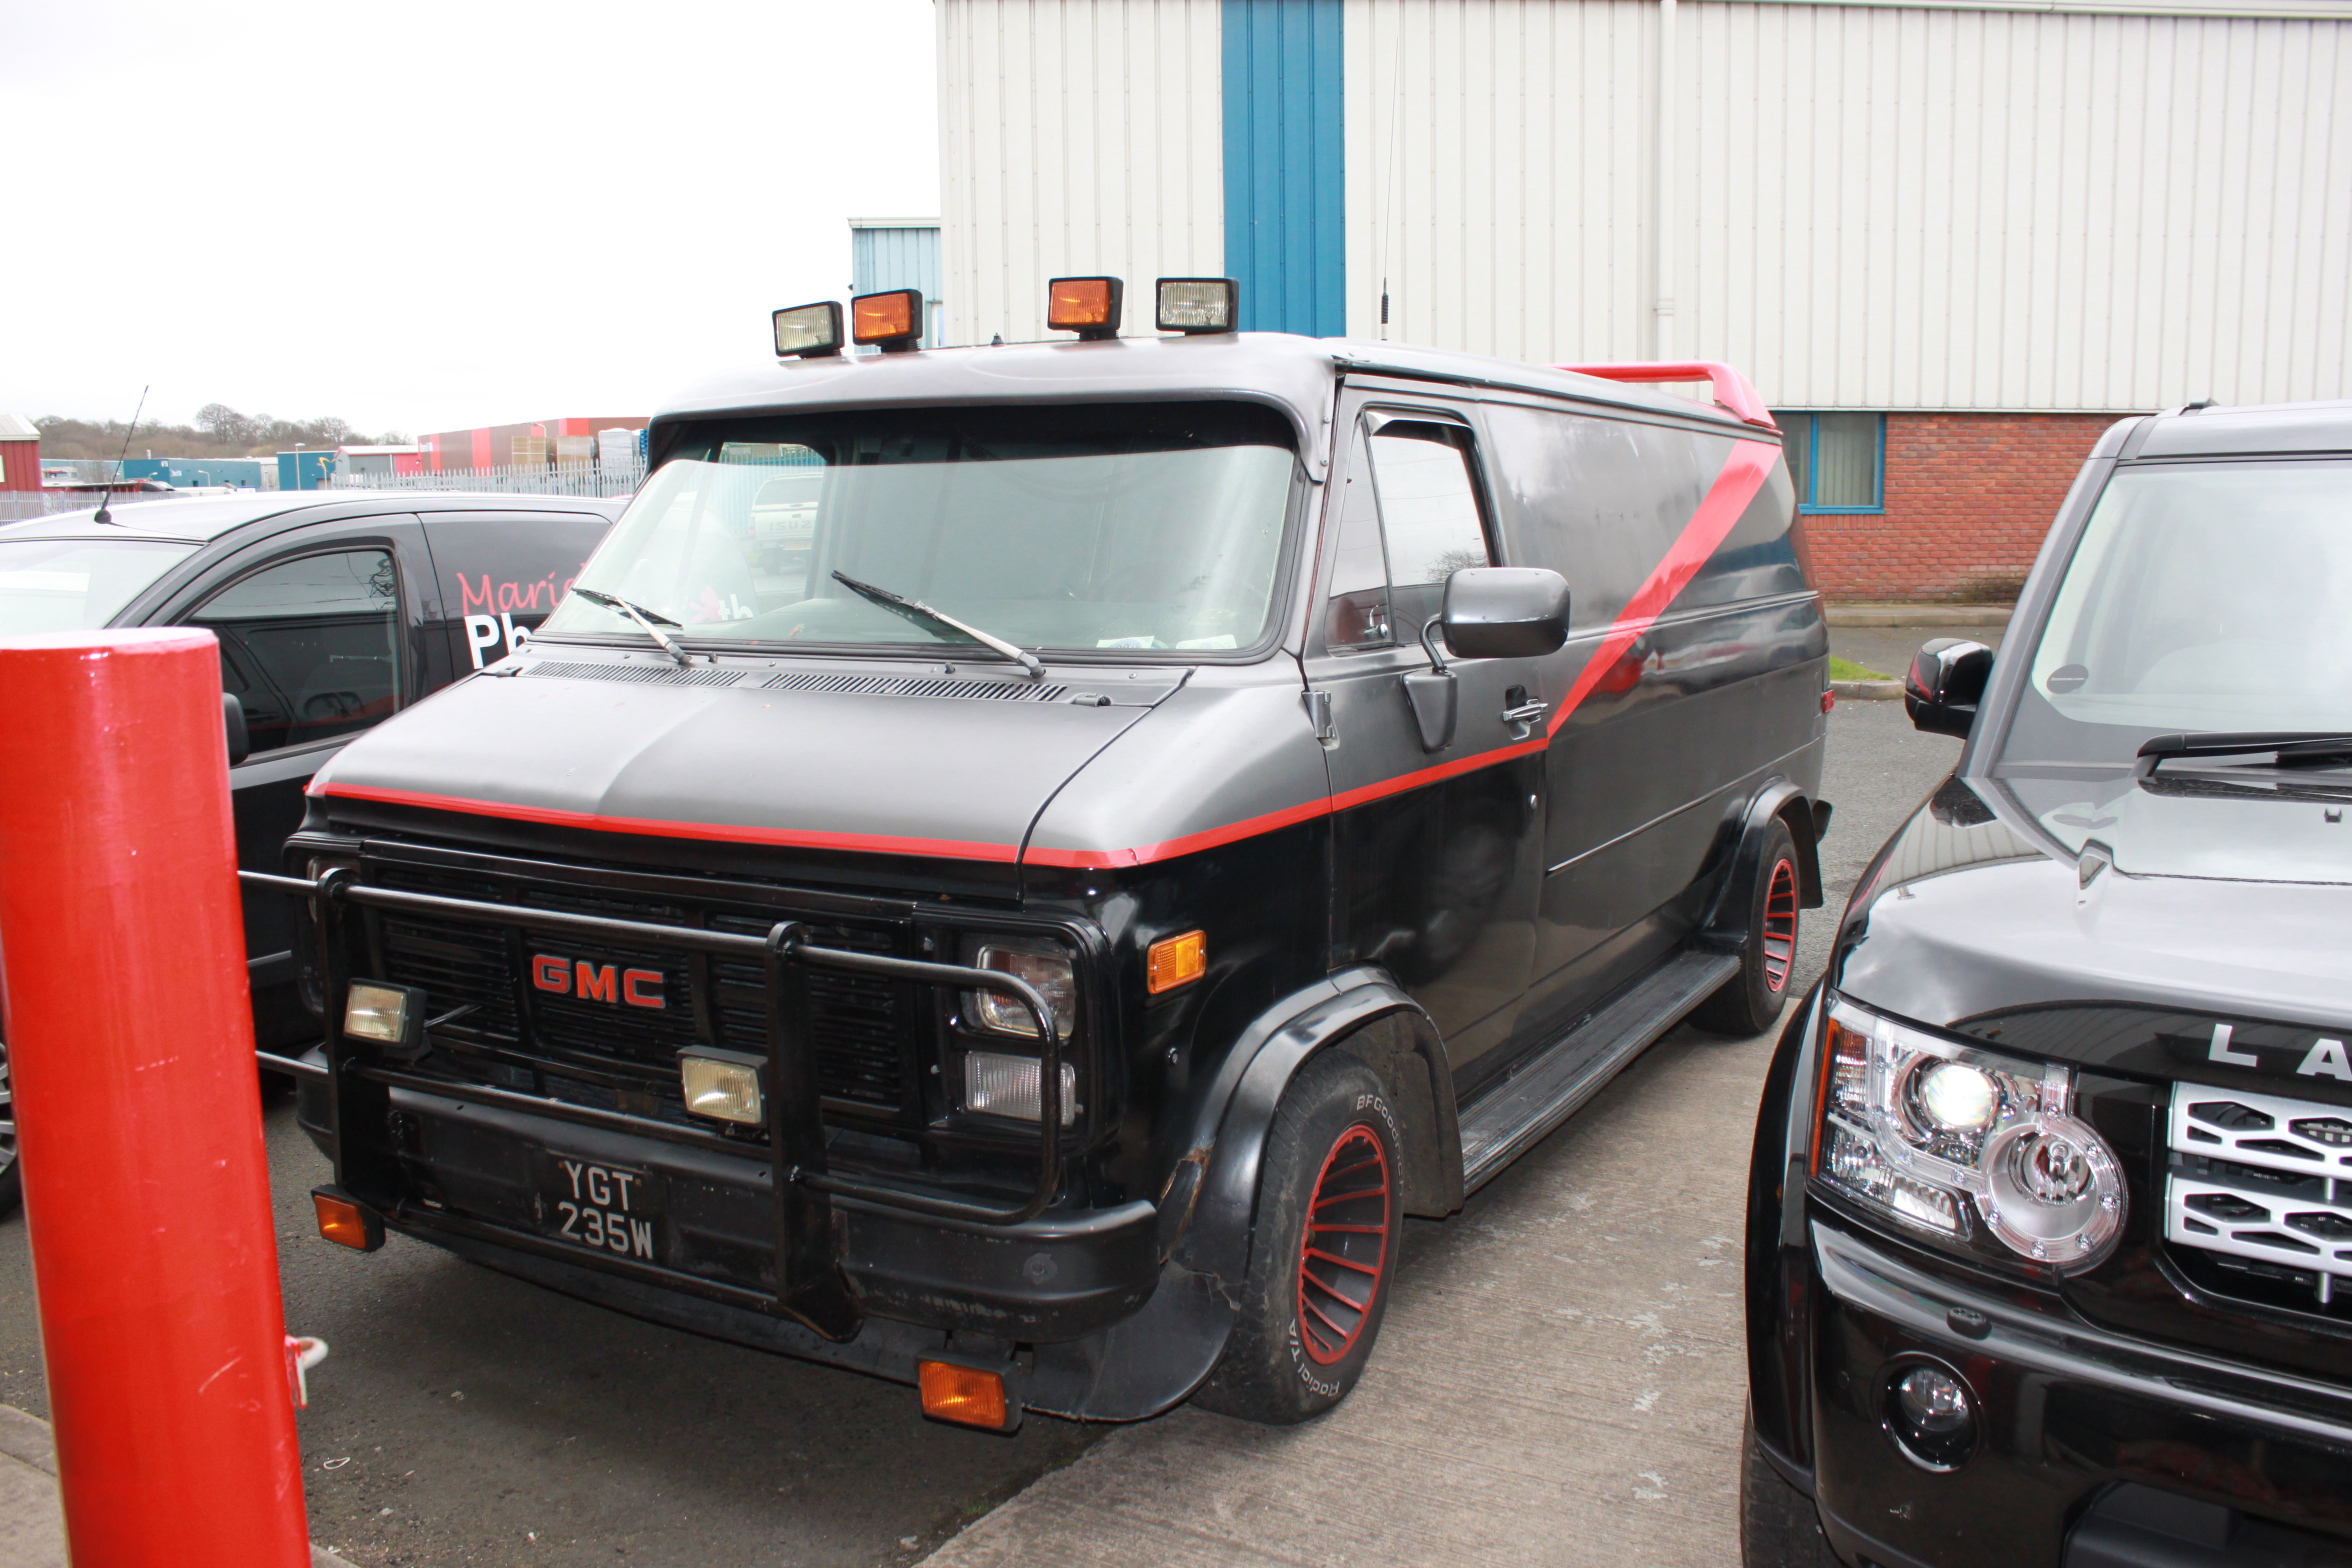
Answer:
xmin=1798 ymin=412 xmax=2130 ymax=602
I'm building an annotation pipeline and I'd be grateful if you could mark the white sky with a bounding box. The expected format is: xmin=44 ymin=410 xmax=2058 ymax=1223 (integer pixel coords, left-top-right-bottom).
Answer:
xmin=0 ymin=1 xmax=939 ymax=436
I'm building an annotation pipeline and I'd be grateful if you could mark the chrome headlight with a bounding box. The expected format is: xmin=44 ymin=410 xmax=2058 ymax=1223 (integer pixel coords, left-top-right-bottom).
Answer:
xmin=967 ymin=939 xmax=1075 ymax=1039
xmin=1816 ymin=996 xmax=2126 ymax=1271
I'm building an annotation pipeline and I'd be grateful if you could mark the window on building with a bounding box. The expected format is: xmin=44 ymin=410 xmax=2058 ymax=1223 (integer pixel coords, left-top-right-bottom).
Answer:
xmin=1777 ymin=413 xmax=1884 ymax=513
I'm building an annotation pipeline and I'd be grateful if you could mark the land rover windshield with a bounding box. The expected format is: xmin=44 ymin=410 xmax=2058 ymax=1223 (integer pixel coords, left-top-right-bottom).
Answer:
xmin=536 ymin=401 xmax=1300 ymax=659
xmin=1993 ymin=459 xmax=2352 ymax=849
xmin=0 ymin=537 xmax=199 ymax=634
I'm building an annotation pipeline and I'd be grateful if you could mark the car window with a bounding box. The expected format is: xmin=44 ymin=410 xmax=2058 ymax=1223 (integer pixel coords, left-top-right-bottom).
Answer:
xmin=1328 ymin=419 xmax=1493 ymax=641
xmin=1325 ymin=427 xmax=1394 ymax=648
xmin=187 ymin=549 xmax=402 ymax=755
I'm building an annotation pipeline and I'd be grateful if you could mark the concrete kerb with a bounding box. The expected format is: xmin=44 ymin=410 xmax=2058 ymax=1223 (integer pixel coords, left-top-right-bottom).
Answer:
xmin=0 ymin=1405 xmax=357 ymax=1568
xmin=1823 ymin=603 xmax=2012 ymax=628
xmin=1830 ymin=679 xmax=1907 ymax=701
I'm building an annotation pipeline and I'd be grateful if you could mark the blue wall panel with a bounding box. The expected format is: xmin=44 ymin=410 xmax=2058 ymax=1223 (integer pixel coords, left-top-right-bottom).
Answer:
xmin=1222 ymin=0 xmax=1344 ymax=337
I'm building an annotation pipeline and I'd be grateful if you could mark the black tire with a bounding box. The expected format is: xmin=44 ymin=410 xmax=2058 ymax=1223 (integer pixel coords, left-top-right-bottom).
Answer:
xmin=1693 ymin=817 xmax=1803 ymax=1037
xmin=1741 ymin=1414 xmax=1844 ymax=1567
xmin=1191 ymin=1052 xmax=1403 ymax=1425
xmin=0 ymin=1034 xmax=19 ymax=1219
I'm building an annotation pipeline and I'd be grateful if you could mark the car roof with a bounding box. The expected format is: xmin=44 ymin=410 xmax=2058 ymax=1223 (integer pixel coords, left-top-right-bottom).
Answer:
xmin=2126 ymin=399 xmax=2352 ymax=460
xmin=0 ymin=490 xmax=625 ymax=546
xmin=651 ymin=331 xmax=1759 ymax=478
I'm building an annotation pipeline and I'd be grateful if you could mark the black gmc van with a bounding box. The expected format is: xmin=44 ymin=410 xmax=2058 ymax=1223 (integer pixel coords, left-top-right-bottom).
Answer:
xmin=283 ymin=297 xmax=1831 ymax=1428
xmin=1743 ymin=399 xmax=2352 ymax=1566
xmin=0 ymin=491 xmax=616 ymax=1211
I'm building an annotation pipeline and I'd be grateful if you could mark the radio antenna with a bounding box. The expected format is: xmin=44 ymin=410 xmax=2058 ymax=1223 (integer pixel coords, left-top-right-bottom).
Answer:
xmin=91 ymin=385 xmax=149 ymax=526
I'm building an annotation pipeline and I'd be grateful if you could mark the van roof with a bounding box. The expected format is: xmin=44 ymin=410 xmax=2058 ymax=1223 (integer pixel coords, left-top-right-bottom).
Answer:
xmin=653 ymin=332 xmax=1763 ymax=477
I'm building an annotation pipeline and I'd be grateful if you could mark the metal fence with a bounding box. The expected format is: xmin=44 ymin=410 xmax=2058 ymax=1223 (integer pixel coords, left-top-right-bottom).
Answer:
xmin=328 ymin=463 xmax=645 ymax=499
xmin=0 ymin=491 xmax=188 ymax=524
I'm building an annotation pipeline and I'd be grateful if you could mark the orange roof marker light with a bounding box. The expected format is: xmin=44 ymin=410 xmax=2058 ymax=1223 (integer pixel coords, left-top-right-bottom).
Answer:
xmin=1047 ymin=276 xmax=1123 ymax=341
xmin=1155 ymin=277 xmax=1238 ymax=335
xmin=773 ymin=301 xmax=844 ymax=359
xmin=1147 ymin=929 xmax=1207 ymax=994
xmin=918 ymin=1359 xmax=1015 ymax=1430
xmin=851 ymin=289 xmax=924 ymax=353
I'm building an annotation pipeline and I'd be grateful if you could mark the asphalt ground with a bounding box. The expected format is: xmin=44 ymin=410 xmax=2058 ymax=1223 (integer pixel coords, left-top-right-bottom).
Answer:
xmin=0 ymin=699 xmax=1961 ymax=1568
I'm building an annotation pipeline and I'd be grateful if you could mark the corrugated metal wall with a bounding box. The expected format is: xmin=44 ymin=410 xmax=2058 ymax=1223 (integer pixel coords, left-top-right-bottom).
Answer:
xmin=1344 ymin=0 xmax=2352 ymax=409
xmin=939 ymin=0 xmax=1226 ymax=346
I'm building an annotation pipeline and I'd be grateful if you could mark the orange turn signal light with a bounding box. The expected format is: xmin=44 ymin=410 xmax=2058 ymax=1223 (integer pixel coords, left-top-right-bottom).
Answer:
xmin=851 ymin=288 xmax=923 ymax=347
xmin=1047 ymin=275 xmax=1123 ymax=339
xmin=918 ymin=1360 xmax=1009 ymax=1429
xmin=312 ymin=1189 xmax=383 ymax=1252
xmin=1147 ymin=930 xmax=1207 ymax=994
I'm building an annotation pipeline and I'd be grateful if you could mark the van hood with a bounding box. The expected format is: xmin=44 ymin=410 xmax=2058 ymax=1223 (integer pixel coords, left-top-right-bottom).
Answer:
xmin=306 ymin=654 xmax=1177 ymax=882
xmin=1834 ymin=776 xmax=2352 ymax=1088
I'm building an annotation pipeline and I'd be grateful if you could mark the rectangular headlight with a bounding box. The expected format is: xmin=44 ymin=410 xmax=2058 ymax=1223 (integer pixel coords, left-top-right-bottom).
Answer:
xmin=343 ymin=981 xmax=422 ymax=1053
xmin=971 ymin=942 xmax=1075 ymax=1039
xmin=679 ymin=1051 xmax=764 ymax=1125
xmin=963 ymin=1050 xmax=1078 ymax=1125
xmin=1155 ymin=277 xmax=1237 ymax=334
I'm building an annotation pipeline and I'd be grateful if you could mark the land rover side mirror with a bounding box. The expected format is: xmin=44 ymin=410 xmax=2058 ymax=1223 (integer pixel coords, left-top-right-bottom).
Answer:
xmin=1905 ymin=638 xmax=1993 ymax=739
xmin=1439 ymin=567 xmax=1571 ymax=659
xmin=223 ymin=691 xmax=249 ymax=767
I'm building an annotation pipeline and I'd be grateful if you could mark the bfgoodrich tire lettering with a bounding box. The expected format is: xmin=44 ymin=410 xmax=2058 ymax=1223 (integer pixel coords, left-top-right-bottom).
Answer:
xmin=1694 ymin=818 xmax=1802 ymax=1037
xmin=1192 ymin=1051 xmax=1401 ymax=1425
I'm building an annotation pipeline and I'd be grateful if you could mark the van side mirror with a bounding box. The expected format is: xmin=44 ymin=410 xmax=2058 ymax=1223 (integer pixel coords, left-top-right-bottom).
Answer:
xmin=223 ymin=691 xmax=250 ymax=767
xmin=1905 ymin=638 xmax=1993 ymax=739
xmin=1439 ymin=567 xmax=1571 ymax=659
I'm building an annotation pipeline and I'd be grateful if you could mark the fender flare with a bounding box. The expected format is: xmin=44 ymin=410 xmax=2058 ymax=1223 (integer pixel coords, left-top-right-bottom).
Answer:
xmin=1703 ymin=778 xmax=1822 ymax=946
xmin=1746 ymin=979 xmax=1827 ymax=1462
xmin=1166 ymin=967 xmax=1460 ymax=1295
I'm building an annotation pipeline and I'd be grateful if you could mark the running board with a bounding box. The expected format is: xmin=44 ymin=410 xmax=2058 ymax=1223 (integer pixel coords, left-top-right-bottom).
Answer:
xmin=1457 ymin=949 xmax=1741 ymax=1192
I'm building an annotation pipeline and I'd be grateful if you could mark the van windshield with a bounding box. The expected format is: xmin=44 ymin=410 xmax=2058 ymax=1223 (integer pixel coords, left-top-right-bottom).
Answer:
xmin=0 ymin=537 xmax=199 ymax=634
xmin=538 ymin=401 xmax=1299 ymax=658
xmin=1993 ymin=460 xmax=2352 ymax=841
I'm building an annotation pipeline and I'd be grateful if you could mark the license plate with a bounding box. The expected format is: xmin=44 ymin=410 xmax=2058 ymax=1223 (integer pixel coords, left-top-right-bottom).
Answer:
xmin=537 ymin=1152 xmax=662 ymax=1263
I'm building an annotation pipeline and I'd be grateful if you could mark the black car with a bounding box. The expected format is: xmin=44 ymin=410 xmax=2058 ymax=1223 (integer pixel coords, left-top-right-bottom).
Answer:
xmin=1744 ymin=399 xmax=2352 ymax=1566
xmin=0 ymin=490 xmax=618 ymax=1209
xmin=284 ymin=297 xmax=1833 ymax=1429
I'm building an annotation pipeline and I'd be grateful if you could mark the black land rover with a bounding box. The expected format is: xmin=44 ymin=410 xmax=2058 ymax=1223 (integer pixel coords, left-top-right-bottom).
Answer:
xmin=283 ymin=290 xmax=1832 ymax=1428
xmin=0 ymin=491 xmax=616 ymax=1211
xmin=1744 ymin=399 xmax=2352 ymax=1565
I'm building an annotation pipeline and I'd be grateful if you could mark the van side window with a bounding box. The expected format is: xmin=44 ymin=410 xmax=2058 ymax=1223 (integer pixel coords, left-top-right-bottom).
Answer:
xmin=1325 ymin=427 xmax=1393 ymax=647
xmin=189 ymin=549 xmax=402 ymax=755
xmin=1368 ymin=421 xmax=1491 ymax=631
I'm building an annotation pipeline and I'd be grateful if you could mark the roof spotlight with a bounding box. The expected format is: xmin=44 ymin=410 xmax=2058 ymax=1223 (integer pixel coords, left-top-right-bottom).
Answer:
xmin=1047 ymin=277 xmax=1123 ymax=341
xmin=1155 ymin=278 xmax=1238 ymax=335
xmin=773 ymin=301 xmax=844 ymax=359
xmin=851 ymin=289 xmax=925 ymax=352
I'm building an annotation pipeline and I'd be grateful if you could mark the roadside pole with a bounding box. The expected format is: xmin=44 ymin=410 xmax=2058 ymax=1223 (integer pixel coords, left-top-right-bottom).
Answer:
xmin=0 ymin=628 xmax=311 ymax=1566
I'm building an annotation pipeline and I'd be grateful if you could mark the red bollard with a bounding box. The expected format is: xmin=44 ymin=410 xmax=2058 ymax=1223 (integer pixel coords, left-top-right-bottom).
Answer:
xmin=0 ymin=628 xmax=309 ymax=1566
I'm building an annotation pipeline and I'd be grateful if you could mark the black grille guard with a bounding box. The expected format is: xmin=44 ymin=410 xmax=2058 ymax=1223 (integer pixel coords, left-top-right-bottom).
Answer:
xmin=240 ymin=868 xmax=1066 ymax=1343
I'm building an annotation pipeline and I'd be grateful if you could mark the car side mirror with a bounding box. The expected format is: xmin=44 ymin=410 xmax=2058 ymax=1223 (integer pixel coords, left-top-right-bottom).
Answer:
xmin=1438 ymin=566 xmax=1571 ymax=660
xmin=1905 ymin=638 xmax=1993 ymax=739
xmin=223 ymin=691 xmax=250 ymax=767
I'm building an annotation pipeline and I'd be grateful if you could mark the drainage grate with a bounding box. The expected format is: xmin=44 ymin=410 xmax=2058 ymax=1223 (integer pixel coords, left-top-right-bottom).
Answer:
xmin=523 ymin=661 xmax=754 ymax=688
xmin=761 ymin=671 xmax=1068 ymax=702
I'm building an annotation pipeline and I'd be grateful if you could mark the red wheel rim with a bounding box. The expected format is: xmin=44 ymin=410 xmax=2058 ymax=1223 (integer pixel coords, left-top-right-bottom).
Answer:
xmin=1296 ymin=1124 xmax=1391 ymax=1366
xmin=1762 ymin=857 xmax=1799 ymax=995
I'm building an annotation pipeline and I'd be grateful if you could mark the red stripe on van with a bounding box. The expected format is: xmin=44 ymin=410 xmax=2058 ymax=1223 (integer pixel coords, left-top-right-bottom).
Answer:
xmin=1546 ymin=439 xmax=1778 ymax=737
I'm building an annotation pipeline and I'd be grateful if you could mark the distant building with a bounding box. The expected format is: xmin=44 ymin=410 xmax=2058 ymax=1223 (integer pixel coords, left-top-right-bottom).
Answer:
xmin=0 ymin=414 xmax=39 ymax=494
xmin=277 ymin=451 xmax=335 ymax=491
xmin=417 ymin=417 xmax=648 ymax=473
xmin=335 ymin=444 xmax=422 ymax=479
xmin=122 ymin=457 xmax=269 ymax=490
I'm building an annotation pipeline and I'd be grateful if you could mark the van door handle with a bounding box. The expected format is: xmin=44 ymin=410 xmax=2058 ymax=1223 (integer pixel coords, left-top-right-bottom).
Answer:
xmin=1502 ymin=698 xmax=1548 ymax=726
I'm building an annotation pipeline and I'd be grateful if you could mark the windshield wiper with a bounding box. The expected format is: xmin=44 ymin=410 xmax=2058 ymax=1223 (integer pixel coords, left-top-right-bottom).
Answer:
xmin=830 ymin=571 xmax=1044 ymax=677
xmin=2135 ymin=731 xmax=2352 ymax=776
xmin=570 ymin=588 xmax=695 ymax=667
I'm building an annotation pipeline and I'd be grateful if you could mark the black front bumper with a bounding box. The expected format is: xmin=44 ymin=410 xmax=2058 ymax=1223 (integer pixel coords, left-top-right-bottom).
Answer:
xmin=296 ymin=1065 xmax=1232 ymax=1420
xmin=1799 ymin=1218 xmax=2352 ymax=1568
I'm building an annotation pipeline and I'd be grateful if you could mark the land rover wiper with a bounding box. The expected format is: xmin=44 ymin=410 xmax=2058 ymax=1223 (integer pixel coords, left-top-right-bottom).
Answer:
xmin=830 ymin=570 xmax=1044 ymax=677
xmin=2135 ymin=730 xmax=2352 ymax=776
xmin=570 ymin=588 xmax=696 ymax=667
